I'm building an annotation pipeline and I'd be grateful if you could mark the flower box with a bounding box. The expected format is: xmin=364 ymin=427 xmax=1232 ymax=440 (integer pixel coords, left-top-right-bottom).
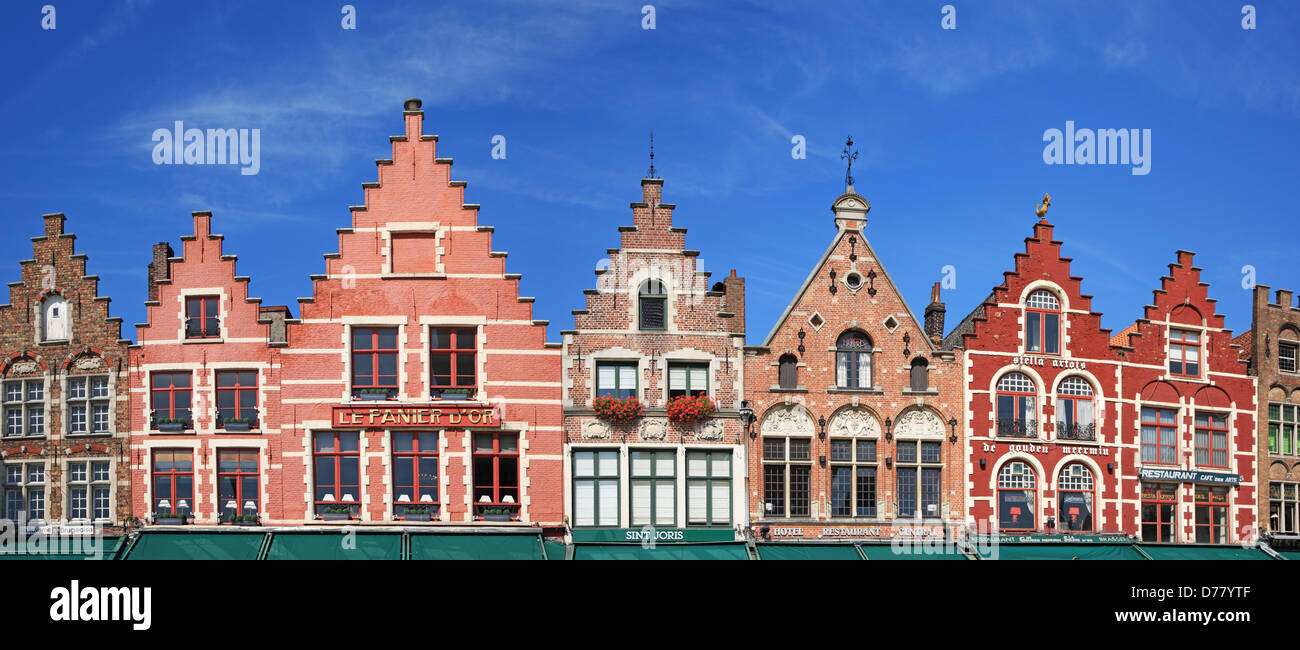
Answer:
xmin=321 ymin=512 xmax=351 ymax=521
xmin=356 ymin=391 xmax=393 ymax=401
xmin=666 ymin=394 xmax=717 ymax=423
xmin=222 ymin=420 xmax=253 ymax=432
xmin=156 ymin=421 xmax=187 ymax=433
xmin=154 ymin=515 xmax=186 ymax=525
xmin=402 ymin=513 xmax=433 ymax=522
xmin=591 ymin=396 xmax=643 ymax=423
xmin=434 ymin=388 xmax=473 ymax=401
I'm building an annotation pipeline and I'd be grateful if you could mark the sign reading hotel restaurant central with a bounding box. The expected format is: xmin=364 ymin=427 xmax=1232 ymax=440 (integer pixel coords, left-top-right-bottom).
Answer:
xmin=332 ymin=404 xmax=501 ymax=428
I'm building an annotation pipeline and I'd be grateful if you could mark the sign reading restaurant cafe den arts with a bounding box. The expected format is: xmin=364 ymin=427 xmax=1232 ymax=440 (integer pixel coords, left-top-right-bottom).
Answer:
xmin=332 ymin=404 xmax=502 ymax=428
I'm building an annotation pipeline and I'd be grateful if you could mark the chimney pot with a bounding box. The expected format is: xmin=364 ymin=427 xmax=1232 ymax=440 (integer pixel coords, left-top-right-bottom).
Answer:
xmin=404 ymin=98 xmax=423 ymax=111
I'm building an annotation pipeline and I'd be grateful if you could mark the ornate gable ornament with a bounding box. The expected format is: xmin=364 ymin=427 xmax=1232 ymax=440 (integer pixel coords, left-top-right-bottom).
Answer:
xmin=894 ymin=408 xmax=944 ymax=438
xmin=760 ymin=404 xmax=814 ymax=436
xmin=828 ymin=407 xmax=881 ymax=437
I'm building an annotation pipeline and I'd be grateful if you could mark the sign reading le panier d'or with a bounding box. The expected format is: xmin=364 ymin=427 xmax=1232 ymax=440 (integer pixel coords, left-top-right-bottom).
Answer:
xmin=332 ymin=404 xmax=501 ymax=428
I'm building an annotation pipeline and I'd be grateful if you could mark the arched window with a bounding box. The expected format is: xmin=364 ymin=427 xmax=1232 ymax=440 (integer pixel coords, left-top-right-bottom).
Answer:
xmin=1058 ymin=463 xmax=1095 ymax=532
xmin=777 ymin=354 xmax=799 ymax=390
xmin=638 ymin=280 xmax=667 ymax=330
xmin=42 ymin=296 xmax=68 ymax=341
xmin=995 ymin=373 xmax=1037 ymax=438
xmin=909 ymin=357 xmax=929 ymax=392
xmin=998 ymin=461 xmax=1037 ymax=531
xmin=1056 ymin=377 xmax=1094 ymax=441
xmin=1024 ymin=290 xmax=1060 ymax=355
xmin=835 ymin=330 xmax=872 ymax=389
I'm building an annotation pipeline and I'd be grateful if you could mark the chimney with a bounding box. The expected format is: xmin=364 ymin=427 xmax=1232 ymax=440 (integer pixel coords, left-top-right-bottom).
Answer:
xmin=723 ymin=269 xmax=745 ymax=334
xmin=1278 ymin=289 xmax=1295 ymax=309
xmin=147 ymin=242 xmax=173 ymax=302
xmin=403 ymin=97 xmax=424 ymax=141
xmin=259 ymin=305 xmax=293 ymax=345
xmin=924 ymin=282 xmax=945 ymax=343
xmin=42 ymin=213 xmax=66 ymax=237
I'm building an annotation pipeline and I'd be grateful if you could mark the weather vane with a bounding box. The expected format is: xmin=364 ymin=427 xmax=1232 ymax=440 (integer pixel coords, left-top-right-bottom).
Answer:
xmin=1035 ymin=193 xmax=1052 ymax=220
xmin=841 ymin=136 xmax=858 ymax=188
xmin=648 ymin=131 xmax=657 ymax=179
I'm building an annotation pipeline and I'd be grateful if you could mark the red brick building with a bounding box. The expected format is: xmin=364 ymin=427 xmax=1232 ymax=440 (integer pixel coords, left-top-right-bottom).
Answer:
xmin=1237 ymin=285 xmax=1300 ymax=536
xmin=560 ymin=176 xmax=748 ymax=550
xmin=948 ymin=199 xmax=1257 ymax=544
xmin=2 ymin=214 xmax=132 ymax=534
xmin=743 ymin=182 xmax=964 ymax=543
xmin=275 ymin=99 xmax=563 ymax=532
xmin=128 ymin=212 xmax=289 ymax=525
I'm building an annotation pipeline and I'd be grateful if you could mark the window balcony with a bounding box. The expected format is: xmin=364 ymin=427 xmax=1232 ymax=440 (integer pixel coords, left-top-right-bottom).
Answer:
xmin=996 ymin=418 xmax=1037 ymax=439
xmin=1056 ymin=421 xmax=1096 ymax=441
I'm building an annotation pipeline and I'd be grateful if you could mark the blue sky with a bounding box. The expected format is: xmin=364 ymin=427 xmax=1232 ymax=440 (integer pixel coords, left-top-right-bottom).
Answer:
xmin=1 ymin=1 xmax=1296 ymax=343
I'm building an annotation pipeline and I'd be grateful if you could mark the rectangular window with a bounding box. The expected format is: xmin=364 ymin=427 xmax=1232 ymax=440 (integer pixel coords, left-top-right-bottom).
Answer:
xmin=3 ymin=379 xmax=45 ymax=437
xmin=1140 ymin=408 xmax=1177 ymax=464
xmin=151 ymin=450 xmax=193 ymax=517
xmin=430 ymin=327 xmax=477 ymax=397
xmin=762 ymin=437 xmax=811 ymax=519
xmin=1280 ymin=341 xmax=1298 ymax=374
xmin=472 ymin=433 xmax=520 ymax=520
xmin=687 ymin=451 xmax=730 ymax=526
xmin=351 ymin=327 xmax=398 ymax=399
xmin=3 ymin=462 xmax=46 ymax=522
xmin=1194 ymin=486 xmax=1229 ymax=544
xmin=1141 ymin=483 xmax=1178 ymax=542
xmin=217 ymin=450 xmax=259 ymax=523
xmin=830 ymin=438 xmax=877 ymax=518
xmin=216 ymin=370 xmax=258 ymax=429
xmin=67 ymin=461 xmax=111 ymax=521
xmin=1270 ymin=482 xmax=1298 ymax=534
xmin=896 ymin=441 xmax=943 ymax=519
xmin=1194 ymin=412 xmax=1229 ymax=468
xmin=667 ymin=362 xmax=708 ymax=399
xmin=185 ymin=296 xmax=220 ymax=338
xmin=573 ymin=450 xmax=618 ymax=527
xmin=1270 ymin=403 xmax=1297 ymax=457
xmin=1169 ymin=329 xmax=1201 ymax=377
xmin=67 ymin=375 xmax=111 ymax=435
xmin=393 ymin=432 xmax=439 ymax=518
xmin=313 ymin=433 xmax=360 ymax=517
xmin=595 ymin=361 xmax=638 ymax=399
xmin=631 ymin=450 xmax=675 ymax=526
xmin=150 ymin=372 xmax=192 ymax=429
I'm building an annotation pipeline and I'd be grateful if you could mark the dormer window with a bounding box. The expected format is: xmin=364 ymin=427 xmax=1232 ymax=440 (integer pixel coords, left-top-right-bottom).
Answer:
xmin=1024 ymin=290 xmax=1060 ymax=355
xmin=42 ymin=296 xmax=68 ymax=341
xmin=638 ymin=280 xmax=667 ymax=330
xmin=185 ymin=296 xmax=219 ymax=338
xmin=835 ymin=331 xmax=872 ymax=389
xmin=1169 ymin=329 xmax=1201 ymax=377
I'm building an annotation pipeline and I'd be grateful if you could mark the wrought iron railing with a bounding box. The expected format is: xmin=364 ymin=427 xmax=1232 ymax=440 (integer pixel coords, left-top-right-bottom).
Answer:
xmin=996 ymin=418 xmax=1037 ymax=438
xmin=1056 ymin=421 xmax=1096 ymax=441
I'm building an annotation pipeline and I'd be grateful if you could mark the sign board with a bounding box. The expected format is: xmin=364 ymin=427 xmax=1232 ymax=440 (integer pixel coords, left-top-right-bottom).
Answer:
xmin=1137 ymin=467 xmax=1240 ymax=486
xmin=971 ymin=534 xmax=1133 ymax=544
xmin=570 ymin=528 xmax=736 ymax=543
xmin=332 ymin=404 xmax=501 ymax=428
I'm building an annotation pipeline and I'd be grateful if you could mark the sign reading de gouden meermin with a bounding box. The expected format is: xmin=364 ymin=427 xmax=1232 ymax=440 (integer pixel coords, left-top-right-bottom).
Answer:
xmin=332 ymin=405 xmax=501 ymax=428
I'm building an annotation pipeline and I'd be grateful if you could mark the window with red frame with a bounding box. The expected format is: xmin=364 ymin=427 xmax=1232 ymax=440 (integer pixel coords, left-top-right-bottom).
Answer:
xmin=313 ymin=432 xmax=360 ymax=517
xmin=352 ymin=327 xmax=398 ymax=399
xmin=1140 ymin=408 xmax=1177 ymax=464
xmin=216 ymin=370 xmax=258 ymax=429
xmin=1195 ymin=486 xmax=1229 ymax=543
xmin=1057 ymin=463 xmax=1094 ymax=532
xmin=1194 ymin=412 xmax=1229 ymax=468
xmin=217 ymin=450 xmax=259 ymax=523
xmin=394 ymin=432 xmax=439 ymax=517
xmin=997 ymin=461 xmax=1036 ymax=531
xmin=1141 ymin=483 xmax=1178 ymax=542
xmin=1024 ymin=290 xmax=1060 ymax=355
xmin=473 ymin=433 xmax=519 ymax=519
xmin=185 ymin=296 xmax=219 ymax=338
xmin=151 ymin=372 xmax=192 ymax=428
xmin=1168 ymin=329 xmax=1201 ymax=377
xmin=995 ymin=373 xmax=1037 ymax=438
xmin=151 ymin=450 xmax=193 ymax=517
xmin=430 ymin=328 xmax=476 ymax=398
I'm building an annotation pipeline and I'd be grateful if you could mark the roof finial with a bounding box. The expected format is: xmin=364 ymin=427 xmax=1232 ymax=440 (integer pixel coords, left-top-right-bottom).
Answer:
xmin=648 ymin=132 xmax=657 ymax=179
xmin=1035 ymin=193 xmax=1052 ymax=220
xmin=841 ymin=136 xmax=858 ymax=190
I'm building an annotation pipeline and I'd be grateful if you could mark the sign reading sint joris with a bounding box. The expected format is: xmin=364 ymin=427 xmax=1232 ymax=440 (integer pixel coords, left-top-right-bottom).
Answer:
xmin=332 ymin=405 xmax=501 ymax=428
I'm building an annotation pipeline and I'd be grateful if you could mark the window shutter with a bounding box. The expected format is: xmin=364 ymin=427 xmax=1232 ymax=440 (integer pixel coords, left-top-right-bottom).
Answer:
xmin=598 ymin=480 xmax=618 ymax=526
xmin=688 ymin=482 xmax=706 ymax=522
xmin=668 ymin=365 xmax=687 ymax=391
xmin=574 ymin=481 xmax=594 ymax=527
xmin=640 ymin=296 xmax=665 ymax=329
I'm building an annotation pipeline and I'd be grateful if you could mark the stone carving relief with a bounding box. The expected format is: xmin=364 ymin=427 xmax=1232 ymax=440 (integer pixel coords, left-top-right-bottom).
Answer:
xmin=760 ymin=404 xmax=814 ymax=436
xmin=894 ymin=408 xmax=944 ymax=438
xmin=581 ymin=419 xmax=611 ymax=440
xmin=694 ymin=419 xmax=724 ymax=441
xmin=73 ymin=356 xmax=104 ymax=371
xmin=640 ymin=418 xmax=668 ymax=441
xmin=828 ymin=407 xmax=881 ymax=437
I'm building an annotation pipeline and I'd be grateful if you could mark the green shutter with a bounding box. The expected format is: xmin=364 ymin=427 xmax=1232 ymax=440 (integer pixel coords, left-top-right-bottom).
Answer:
xmin=573 ymin=542 xmax=750 ymax=560
xmin=125 ymin=532 xmax=266 ymax=560
xmin=265 ymin=531 xmax=401 ymax=560
xmin=757 ymin=544 xmax=863 ymax=560
xmin=410 ymin=533 xmax=544 ymax=560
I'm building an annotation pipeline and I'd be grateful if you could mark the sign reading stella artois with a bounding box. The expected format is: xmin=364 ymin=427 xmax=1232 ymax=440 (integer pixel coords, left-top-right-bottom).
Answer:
xmin=332 ymin=404 xmax=501 ymax=428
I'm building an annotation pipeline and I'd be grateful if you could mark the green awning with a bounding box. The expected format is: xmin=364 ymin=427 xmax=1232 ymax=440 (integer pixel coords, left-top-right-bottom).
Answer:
xmin=543 ymin=540 xmax=568 ymax=561
xmin=976 ymin=543 xmax=1146 ymax=560
xmin=573 ymin=543 xmax=750 ymax=560
xmin=1138 ymin=544 xmax=1276 ymax=560
xmin=0 ymin=536 xmax=123 ymax=560
xmin=757 ymin=544 xmax=863 ymax=560
xmin=1276 ymin=551 xmax=1300 ymax=561
xmin=125 ymin=532 xmax=266 ymax=560
xmin=860 ymin=543 xmax=970 ymax=560
xmin=410 ymin=533 xmax=543 ymax=560
xmin=265 ymin=532 xmax=401 ymax=560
